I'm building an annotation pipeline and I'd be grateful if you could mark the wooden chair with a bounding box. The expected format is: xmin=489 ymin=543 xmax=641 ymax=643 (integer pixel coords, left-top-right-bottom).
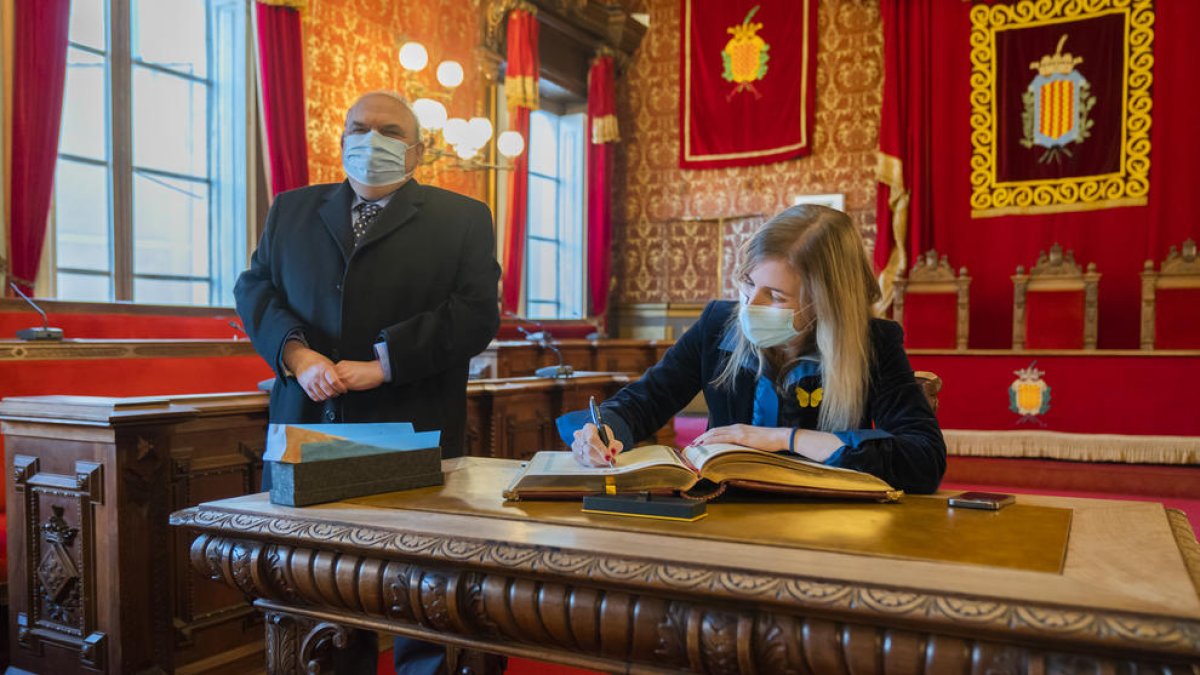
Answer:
xmin=893 ymin=250 xmax=970 ymax=350
xmin=913 ymin=371 xmax=942 ymax=414
xmin=1012 ymin=243 xmax=1100 ymax=350
xmin=1141 ymin=239 xmax=1200 ymax=350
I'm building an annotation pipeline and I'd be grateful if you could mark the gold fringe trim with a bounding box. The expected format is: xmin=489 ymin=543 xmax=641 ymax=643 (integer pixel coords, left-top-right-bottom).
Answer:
xmin=971 ymin=196 xmax=1148 ymax=219
xmin=875 ymin=151 xmax=910 ymax=314
xmin=506 ymin=75 xmax=539 ymax=111
xmin=592 ymin=114 xmax=619 ymax=144
xmin=256 ymin=0 xmax=307 ymax=9
xmin=944 ymin=429 xmax=1200 ymax=465
xmin=1166 ymin=509 xmax=1200 ymax=597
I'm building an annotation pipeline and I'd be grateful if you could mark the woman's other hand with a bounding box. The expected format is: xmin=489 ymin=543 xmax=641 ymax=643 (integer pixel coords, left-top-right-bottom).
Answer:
xmin=691 ymin=424 xmax=790 ymax=452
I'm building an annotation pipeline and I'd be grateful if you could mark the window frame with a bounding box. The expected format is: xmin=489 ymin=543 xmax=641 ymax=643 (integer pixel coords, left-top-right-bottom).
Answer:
xmin=523 ymin=106 xmax=586 ymax=321
xmin=48 ymin=0 xmax=258 ymax=308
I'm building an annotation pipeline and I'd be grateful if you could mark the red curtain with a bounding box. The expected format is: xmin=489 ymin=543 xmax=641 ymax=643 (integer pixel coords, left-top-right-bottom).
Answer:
xmin=6 ymin=0 xmax=71 ymax=295
xmin=586 ymin=54 xmax=618 ymax=326
xmin=874 ymin=0 xmax=934 ymax=305
xmin=878 ymin=1 xmax=1199 ymax=348
xmin=255 ymin=1 xmax=309 ymax=196
xmin=500 ymin=9 xmax=539 ymax=314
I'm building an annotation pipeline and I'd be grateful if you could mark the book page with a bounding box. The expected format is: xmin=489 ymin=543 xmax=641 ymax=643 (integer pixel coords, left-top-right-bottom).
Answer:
xmin=681 ymin=442 xmax=761 ymax=471
xmin=525 ymin=445 xmax=689 ymax=476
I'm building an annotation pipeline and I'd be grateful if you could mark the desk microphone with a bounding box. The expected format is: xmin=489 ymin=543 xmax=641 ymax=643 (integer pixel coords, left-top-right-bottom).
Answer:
xmin=9 ymin=282 xmax=64 ymax=341
xmin=505 ymin=313 xmax=574 ymax=379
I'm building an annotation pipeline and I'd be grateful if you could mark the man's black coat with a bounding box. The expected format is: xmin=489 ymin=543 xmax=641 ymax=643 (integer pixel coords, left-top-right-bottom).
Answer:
xmin=234 ymin=179 xmax=501 ymax=457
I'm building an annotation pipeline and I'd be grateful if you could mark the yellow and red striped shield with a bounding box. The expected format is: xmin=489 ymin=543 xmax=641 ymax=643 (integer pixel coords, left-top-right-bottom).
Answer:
xmin=1038 ymin=78 xmax=1076 ymax=141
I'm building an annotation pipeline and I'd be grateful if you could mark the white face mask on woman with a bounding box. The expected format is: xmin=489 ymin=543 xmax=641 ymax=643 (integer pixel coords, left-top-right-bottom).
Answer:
xmin=342 ymin=129 xmax=416 ymax=186
xmin=739 ymin=303 xmax=805 ymax=348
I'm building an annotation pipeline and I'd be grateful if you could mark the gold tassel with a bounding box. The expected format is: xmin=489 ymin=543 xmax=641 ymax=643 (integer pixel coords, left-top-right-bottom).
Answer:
xmin=257 ymin=0 xmax=307 ymax=8
xmin=875 ymin=151 xmax=909 ymax=315
xmin=505 ymin=75 xmax=539 ymax=111
xmin=944 ymin=429 xmax=1200 ymax=465
xmin=592 ymin=114 xmax=619 ymax=144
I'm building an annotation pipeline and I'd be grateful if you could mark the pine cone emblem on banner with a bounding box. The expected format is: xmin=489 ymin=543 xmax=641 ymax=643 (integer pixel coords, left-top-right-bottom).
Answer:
xmin=722 ymin=5 xmax=769 ymax=99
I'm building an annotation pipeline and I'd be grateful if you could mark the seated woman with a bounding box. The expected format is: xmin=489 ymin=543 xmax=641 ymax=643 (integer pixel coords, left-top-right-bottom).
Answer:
xmin=573 ymin=205 xmax=946 ymax=494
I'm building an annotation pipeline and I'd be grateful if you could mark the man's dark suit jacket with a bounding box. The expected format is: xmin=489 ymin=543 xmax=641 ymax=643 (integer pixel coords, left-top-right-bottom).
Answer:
xmin=234 ymin=179 xmax=501 ymax=458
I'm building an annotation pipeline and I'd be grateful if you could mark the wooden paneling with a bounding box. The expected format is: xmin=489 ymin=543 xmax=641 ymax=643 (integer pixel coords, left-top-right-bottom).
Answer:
xmin=475 ymin=338 xmax=673 ymax=379
xmin=1 ymin=393 xmax=269 ymax=674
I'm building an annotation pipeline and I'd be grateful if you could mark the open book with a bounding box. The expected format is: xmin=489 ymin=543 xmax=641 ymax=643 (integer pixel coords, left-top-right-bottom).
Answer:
xmin=502 ymin=444 xmax=902 ymax=502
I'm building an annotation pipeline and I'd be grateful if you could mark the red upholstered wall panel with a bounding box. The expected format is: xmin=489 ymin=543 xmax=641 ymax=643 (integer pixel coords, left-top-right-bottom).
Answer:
xmin=907 ymin=352 xmax=1200 ymax=435
xmin=0 ymin=310 xmax=244 ymax=340
xmin=1154 ymin=288 xmax=1200 ymax=349
xmin=902 ymin=293 xmax=958 ymax=349
xmin=1024 ymin=290 xmax=1085 ymax=349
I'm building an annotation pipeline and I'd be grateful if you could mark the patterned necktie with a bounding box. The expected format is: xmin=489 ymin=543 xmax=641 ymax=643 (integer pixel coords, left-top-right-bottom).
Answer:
xmin=352 ymin=201 xmax=383 ymax=246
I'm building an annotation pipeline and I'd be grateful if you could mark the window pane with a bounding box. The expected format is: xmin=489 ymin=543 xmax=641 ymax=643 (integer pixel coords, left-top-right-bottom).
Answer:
xmin=55 ymin=160 xmax=111 ymax=272
xmin=528 ymin=176 xmax=558 ymax=239
xmin=526 ymin=238 xmax=558 ymax=304
xmin=527 ymin=301 xmax=557 ymax=321
xmin=132 ymin=65 xmax=208 ymax=176
xmin=57 ymin=272 xmax=112 ymax=302
xmin=59 ymin=48 xmax=108 ymax=161
xmin=132 ymin=0 xmax=208 ymax=78
xmin=133 ymin=172 xmax=210 ymax=279
xmin=134 ymin=277 xmax=211 ymax=306
xmin=528 ymin=111 xmax=558 ymax=177
xmin=69 ymin=0 xmax=106 ymax=51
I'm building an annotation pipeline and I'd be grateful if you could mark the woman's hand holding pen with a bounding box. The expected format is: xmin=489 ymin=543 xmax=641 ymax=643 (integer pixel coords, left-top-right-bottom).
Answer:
xmin=571 ymin=423 xmax=624 ymax=467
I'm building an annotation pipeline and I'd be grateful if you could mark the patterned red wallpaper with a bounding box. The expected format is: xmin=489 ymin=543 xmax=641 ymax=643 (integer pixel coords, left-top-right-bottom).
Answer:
xmin=301 ymin=0 xmax=488 ymax=202
xmin=615 ymin=0 xmax=883 ymax=305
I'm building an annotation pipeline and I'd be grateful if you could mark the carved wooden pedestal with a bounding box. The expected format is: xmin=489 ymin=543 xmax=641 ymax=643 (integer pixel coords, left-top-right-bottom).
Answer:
xmin=1 ymin=393 xmax=269 ymax=674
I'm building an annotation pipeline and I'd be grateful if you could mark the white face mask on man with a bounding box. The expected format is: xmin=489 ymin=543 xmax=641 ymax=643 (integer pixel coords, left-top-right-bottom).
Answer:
xmin=342 ymin=129 xmax=416 ymax=186
xmin=738 ymin=301 xmax=813 ymax=348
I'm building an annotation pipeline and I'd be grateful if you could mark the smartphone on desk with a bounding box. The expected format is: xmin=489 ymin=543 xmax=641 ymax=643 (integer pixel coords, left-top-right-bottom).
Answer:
xmin=948 ymin=491 xmax=1015 ymax=510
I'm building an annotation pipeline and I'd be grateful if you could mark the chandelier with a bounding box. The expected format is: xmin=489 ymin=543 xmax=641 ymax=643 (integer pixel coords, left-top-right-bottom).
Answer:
xmin=396 ymin=41 xmax=525 ymax=170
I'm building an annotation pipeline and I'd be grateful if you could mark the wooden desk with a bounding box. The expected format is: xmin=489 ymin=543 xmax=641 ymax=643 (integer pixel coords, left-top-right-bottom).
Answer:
xmin=0 ymin=374 xmax=661 ymax=673
xmin=473 ymin=339 xmax=673 ymax=379
xmin=1 ymin=392 xmax=270 ymax=674
xmin=465 ymin=372 xmax=634 ymax=460
xmin=174 ymin=457 xmax=1200 ymax=674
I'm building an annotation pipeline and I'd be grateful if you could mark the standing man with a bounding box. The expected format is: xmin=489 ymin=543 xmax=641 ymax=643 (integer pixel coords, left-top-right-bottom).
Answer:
xmin=235 ymin=91 xmax=501 ymax=673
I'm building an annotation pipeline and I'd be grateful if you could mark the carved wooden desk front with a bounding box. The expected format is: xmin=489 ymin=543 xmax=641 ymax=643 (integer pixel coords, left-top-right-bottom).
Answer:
xmin=172 ymin=458 xmax=1200 ymax=675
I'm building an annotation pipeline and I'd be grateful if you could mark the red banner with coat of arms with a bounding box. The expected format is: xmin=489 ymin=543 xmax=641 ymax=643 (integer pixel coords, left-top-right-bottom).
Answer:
xmin=679 ymin=0 xmax=817 ymax=169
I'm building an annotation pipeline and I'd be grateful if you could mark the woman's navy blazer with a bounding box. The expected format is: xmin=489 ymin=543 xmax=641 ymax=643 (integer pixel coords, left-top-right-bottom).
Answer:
xmin=600 ymin=300 xmax=947 ymax=494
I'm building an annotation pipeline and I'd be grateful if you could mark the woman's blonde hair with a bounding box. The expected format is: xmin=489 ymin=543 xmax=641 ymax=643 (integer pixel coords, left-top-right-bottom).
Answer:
xmin=712 ymin=204 xmax=882 ymax=431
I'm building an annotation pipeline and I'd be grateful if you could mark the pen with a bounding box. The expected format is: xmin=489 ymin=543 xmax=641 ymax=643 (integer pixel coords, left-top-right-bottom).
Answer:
xmin=589 ymin=396 xmax=615 ymax=468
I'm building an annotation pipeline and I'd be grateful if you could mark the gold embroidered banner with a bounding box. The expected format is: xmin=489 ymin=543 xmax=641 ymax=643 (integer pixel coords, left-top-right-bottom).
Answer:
xmin=969 ymin=0 xmax=1154 ymax=217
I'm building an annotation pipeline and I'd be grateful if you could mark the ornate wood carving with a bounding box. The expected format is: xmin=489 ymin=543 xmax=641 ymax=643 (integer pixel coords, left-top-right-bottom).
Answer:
xmin=913 ymin=371 xmax=942 ymax=414
xmin=183 ymin=531 xmax=1199 ymax=674
xmin=1140 ymin=239 xmax=1200 ymax=350
xmin=263 ymin=610 xmax=353 ymax=675
xmin=3 ymin=394 xmax=271 ymax=674
xmin=1011 ymin=243 xmax=1101 ymax=350
xmin=479 ymin=0 xmax=645 ymax=68
xmin=13 ymin=456 xmax=106 ymax=666
xmin=173 ymin=512 xmax=1200 ymax=664
xmin=892 ymin=249 xmax=971 ymax=350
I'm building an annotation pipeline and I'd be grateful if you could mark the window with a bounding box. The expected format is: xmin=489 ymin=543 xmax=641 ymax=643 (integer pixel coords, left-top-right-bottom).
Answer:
xmin=525 ymin=108 xmax=585 ymax=320
xmin=53 ymin=0 xmax=250 ymax=306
